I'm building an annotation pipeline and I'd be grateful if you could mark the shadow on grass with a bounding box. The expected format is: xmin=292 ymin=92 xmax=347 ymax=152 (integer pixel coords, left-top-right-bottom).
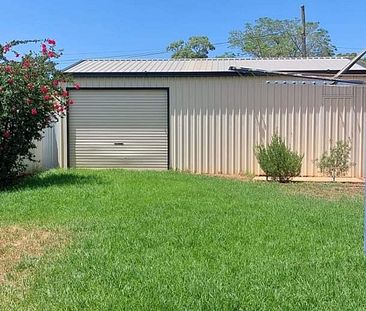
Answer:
xmin=1 ymin=171 xmax=107 ymax=192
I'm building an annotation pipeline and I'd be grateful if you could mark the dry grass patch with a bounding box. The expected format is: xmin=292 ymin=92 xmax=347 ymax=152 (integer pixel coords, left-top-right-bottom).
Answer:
xmin=0 ymin=225 xmax=68 ymax=285
xmin=281 ymin=182 xmax=364 ymax=200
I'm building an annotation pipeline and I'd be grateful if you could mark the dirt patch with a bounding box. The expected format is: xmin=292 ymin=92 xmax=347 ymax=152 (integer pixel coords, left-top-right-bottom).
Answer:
xmin=281 ymin=182 xmax=364 ymax=200
xmin=0 ymin=225 xmax=68 ymax=286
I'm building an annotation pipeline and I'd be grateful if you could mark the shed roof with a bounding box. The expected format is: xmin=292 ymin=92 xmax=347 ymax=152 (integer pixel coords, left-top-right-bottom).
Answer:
xmin=65 ymin=58 xmax=366 ymax=75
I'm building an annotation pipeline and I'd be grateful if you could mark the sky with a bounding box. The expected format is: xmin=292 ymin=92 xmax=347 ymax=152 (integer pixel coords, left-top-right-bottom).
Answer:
xmin=1 ymin=0 xmax=365 ymax=69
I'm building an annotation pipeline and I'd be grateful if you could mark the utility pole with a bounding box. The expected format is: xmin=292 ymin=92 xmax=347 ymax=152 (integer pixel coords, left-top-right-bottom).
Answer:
xmin=301 ymin=5 xmax=307 ymax=57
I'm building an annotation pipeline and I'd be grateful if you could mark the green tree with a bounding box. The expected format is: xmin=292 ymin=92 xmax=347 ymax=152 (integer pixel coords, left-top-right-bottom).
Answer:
xmin=215 ymin=52 xmax=237 ymax=58
xmin=167 ymin=36 xmax=215 ymax=59
xmin=0 ymin=39 xmax=75 ymax=185
xmin=229 ymin=17 xmax=336 ymax=58
xmin=318 ymin=140 xmax=352 ymax=182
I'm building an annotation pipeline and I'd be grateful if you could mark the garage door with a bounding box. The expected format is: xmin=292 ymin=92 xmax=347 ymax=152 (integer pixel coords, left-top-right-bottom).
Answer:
xmin=68 ymin=89 xmax=168 ymax=169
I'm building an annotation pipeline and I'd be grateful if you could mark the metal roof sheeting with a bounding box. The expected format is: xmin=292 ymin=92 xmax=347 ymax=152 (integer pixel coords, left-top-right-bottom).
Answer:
xmin=65 ymin=58 xmax=366 ymax=74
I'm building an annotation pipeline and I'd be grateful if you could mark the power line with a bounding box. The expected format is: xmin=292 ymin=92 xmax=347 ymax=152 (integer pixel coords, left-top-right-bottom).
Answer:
xmin=336 ymin=46 xmax=365 ymax=51
xmin=62 ymin=48 xmax=169 ymax=57
xmin=56 ymin=41 xmax=231 ymax=64
xmin=61 ymin=41 xmax=229 ymax=57
xmin=57 ymin=51 xmax=170 ymax=64
xmin=56 ymin=42 xmax=365 ymax=65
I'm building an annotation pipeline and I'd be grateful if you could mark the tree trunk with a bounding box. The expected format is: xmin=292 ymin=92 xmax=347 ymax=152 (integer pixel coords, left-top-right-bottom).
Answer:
xmin=332 ymin=172 xmax=336 ymax=182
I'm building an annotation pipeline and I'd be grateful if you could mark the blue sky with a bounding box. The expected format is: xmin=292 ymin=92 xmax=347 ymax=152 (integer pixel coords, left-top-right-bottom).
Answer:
xmin=1 ymin=0 xmax=365 ymax=68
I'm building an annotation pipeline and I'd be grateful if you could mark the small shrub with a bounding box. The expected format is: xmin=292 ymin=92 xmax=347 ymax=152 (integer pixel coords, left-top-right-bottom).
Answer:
xmin=318 ymin=140 xmax=352 ymax=181
xmin=255 ymin=134 xmax=303 ymax=183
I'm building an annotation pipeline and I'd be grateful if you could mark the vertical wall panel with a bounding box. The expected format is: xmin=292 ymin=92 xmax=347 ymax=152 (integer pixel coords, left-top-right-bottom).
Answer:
xmin=26 ymin=124 xmax=61 ymax=172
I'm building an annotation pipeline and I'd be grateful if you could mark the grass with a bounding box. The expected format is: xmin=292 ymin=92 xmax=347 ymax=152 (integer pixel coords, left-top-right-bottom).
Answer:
xmin=0 ymin=169 xmax=365 ymax=310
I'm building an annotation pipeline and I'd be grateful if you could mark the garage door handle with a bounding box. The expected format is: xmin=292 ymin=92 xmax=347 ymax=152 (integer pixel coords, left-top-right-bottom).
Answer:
xmin=114 ymin=142 xmax=125 ymax=146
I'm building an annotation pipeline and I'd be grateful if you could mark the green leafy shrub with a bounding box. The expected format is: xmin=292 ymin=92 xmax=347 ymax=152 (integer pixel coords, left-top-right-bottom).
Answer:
xmin=0 ymin=39 xmax=76 ymax=186
xmin=255 ymin=134 xmax=303 ymax=182
xmin=318 ymin=140 xmax=352 ymax=181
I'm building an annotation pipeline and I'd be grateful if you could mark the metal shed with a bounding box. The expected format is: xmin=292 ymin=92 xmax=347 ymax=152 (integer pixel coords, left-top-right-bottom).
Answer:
xmin=33 ymin=58 xmax=366 ymax=178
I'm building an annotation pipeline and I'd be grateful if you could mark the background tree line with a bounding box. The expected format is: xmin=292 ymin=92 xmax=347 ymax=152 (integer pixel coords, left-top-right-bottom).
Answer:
xmin=166 ymin=17 xmax=364 ymax=64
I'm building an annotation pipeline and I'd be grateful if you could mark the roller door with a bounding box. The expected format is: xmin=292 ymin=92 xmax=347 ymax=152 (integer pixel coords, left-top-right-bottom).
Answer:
xmin=68 ymin=89 xmax=168 ymax=169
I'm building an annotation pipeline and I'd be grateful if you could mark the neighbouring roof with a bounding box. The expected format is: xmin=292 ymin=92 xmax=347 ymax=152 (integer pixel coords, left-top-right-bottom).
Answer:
xmin=64 ymin=58 xmax=366 ymax=75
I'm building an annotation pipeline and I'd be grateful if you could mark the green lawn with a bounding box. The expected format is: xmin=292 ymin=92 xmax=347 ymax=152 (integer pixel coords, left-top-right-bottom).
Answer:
xmin=0 ymin=169 xmax=365 ymax=310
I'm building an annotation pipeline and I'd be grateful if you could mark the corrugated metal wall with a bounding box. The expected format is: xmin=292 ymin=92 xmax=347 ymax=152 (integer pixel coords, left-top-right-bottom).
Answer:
xmin=32 ymin=75 xmax=366 ymax=178
xmin=26 ymin=121 xmax=63 ymax=172
xmin=65 ymin=76 xmax=365 ymax=177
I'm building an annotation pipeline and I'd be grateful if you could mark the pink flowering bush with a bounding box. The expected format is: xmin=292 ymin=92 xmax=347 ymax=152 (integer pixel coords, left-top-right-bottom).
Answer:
xmin=0 ymin=39 xmax=76 ymax=185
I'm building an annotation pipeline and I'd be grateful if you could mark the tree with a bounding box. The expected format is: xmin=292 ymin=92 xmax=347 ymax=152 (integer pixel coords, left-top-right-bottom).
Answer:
xmin=228 ymin=17 xmax=336 ymax=58
xmin=167 ymin=36 xmax=215 ymax=59
xmin=215 ymin=52 xmax=237 ymax=58
xmin=318 ymin=140 xmax=352 ymax=182
xmin=0 ymin=39 xmax=76 ymax=186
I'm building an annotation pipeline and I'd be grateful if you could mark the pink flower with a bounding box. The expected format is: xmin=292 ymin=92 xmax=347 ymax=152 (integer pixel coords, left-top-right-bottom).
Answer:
xmin=44 ymin=95 xmax=51 ymax=101
xmin=8 ymin=78 xmax=14 ymax=85
xmin=2 ymin=44 xmax=10 ymax=53
xmin=52 ymin=80 xmax=59 ymax=87
xmin=61 ymin=90 xmax=69 ymax=97
xmin=31 ymin=108 xmax=38 ymax=116
xmin=41 ymin=43 xmax=48 ymax=55
xmin=67 ymin=99 xmax=74 ymax=105
xmin=74 ymin=83 xmax=80 ymax=90
xmin=22 ymin=59 xmax=31 ymax=68
xmin=47 ymin=39 xmax=56 ymax=45
xmin=2 ymin=130 xmax=11 ymax=139
xmin=27 ymin=83 xmax=34 ymax=90
xmin=40 ymin=85 xmax=48 ymax=94
xmin=48 ymin=51 xmax=56 ymax=58
xmin=5 ymin=65 xmax=12 ymax=73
